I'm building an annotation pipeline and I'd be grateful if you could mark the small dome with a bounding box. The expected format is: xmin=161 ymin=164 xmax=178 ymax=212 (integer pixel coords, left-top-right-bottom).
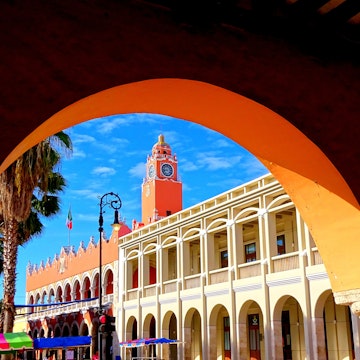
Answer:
xmin=152 ymin=134 xmax=172 ymax=155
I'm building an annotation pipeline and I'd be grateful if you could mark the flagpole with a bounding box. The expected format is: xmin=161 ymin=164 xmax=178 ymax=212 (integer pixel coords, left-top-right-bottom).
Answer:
xmin=66 ymin=206 xmax=72 ymax=247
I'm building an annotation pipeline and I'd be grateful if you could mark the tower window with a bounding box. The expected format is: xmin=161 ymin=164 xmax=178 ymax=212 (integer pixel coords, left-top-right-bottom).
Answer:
xmin=166 ymin=210 xmax=172 ymax=216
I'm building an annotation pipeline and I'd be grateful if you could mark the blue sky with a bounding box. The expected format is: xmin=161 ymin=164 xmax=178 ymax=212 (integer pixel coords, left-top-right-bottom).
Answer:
xmin=2 ymin=113 xmax=268 ymax=304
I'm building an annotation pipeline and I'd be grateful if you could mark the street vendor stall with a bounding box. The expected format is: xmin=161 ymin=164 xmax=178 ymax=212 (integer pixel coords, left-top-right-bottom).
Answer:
xmin=0 ymin=332 xmax=33 ymax=357
xmin=33 ymin=336 xmax=91 ymax=360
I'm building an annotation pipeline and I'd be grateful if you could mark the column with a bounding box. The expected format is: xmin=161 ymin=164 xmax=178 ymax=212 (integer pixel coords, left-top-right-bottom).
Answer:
xmin=272 ymin=319 xmax=283 ymax=359
xmin=351 ymin=311 xmax=360 ymax=359
xmin=239 ymin=321 xmax=248 ymax=360
xmin=207 ymin=324 xmax=217 ymax=360
xmin=258 ymin=205 xmax=272 ymax=359
xmin=313 ymin=317 xmax=327 ymax=360
xmin=296 ymin=208 xmax=314 ymax=359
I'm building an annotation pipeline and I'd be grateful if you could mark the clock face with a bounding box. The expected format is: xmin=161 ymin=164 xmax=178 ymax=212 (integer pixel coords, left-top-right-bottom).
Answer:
xmin=148 ymin=164 xmax=155 ymax=178
xmin=161 ymin=163 xmax=174 ymax=177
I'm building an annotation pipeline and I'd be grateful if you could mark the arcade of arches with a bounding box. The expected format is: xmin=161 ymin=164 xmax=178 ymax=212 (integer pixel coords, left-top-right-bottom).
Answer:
xmin=1 ymin=1 xmax=359 ymax=315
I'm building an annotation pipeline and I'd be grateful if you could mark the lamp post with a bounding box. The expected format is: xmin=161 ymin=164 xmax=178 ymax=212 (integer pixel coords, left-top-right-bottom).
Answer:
xmin=98 ymin=192 xmax=122 ymax=360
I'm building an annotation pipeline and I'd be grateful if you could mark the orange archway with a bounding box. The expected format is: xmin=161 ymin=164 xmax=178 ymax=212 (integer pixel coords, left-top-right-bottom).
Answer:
xmin=1 ymin=78 xmax=359 ymax=307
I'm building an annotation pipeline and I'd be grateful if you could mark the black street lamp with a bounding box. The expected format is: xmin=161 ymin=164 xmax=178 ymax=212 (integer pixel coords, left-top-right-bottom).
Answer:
xmin=98 ymin=192 xmax=122 ymax=360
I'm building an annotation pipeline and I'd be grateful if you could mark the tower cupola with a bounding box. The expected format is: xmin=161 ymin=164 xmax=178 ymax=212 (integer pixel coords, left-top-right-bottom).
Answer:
xmin=152 ymin=134 xmax=172 ymax=156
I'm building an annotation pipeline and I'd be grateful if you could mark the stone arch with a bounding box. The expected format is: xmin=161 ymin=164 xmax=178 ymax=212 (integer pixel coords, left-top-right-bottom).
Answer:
xmin=239 ymin=300 xmax=265 ymax=360
xmin=125 ymin=316 xmax=138 ymax=340
xmin=92 ymin=273 xmax=99 ymax=299
xmin=123 ymin=316 xmax=138 ymax=359
xmin=161 ymin=236 xmax=178 ymax=247
xmin=234 ymin=207 xmax=259 ymax=222
xmin=143 ymin=313 xmax=156 ymax=338
xmin=273 ymin=295 xmax=306 ymax=360
xmin=71 ymin=322 xmax=79 ymax=336
xmin=162 ymin=311 xmax=178 ymax=360
xmin=79 ymin=321 xmax=89 ymax=336
xmin=34 ymin=293 xmax=41 ymax=305
xmin=182 ymin=227 xmax=202 ymax=240
xmin=48 ymin=287 xmax=55 ymax=303
xmin=208 ymin=303 xmax=232 ymax=360
xmin=82 ymin=276 xmax=91 ymax=299
xmin=54 ymin=325 xmax=61 ymax=337
xmin=183 ymin=307 xmax=202 ymax=360
xmin=62 ymin=324 xmax=70 ymax=337
xmin=206 ymin=217 xmax=228 ymax=232
xmin=162 ymin=310 xmax=176 ymax=334
xmin=73 ymin=279 xmax=81 ymax=300
xmin=104 ymin=268 xmax=114 ymax=295
xmin=55 ymin=284 xmax=63 ymax=302
xmin=3 ymin=78 xmax=359 ymax=301
xmin=64 ymin=282 xmax=72 ymax=302
xmin=314 ymin=289 xmax=333 ymax=318
xmin=313 ymin=289 xmax=356 ymax=359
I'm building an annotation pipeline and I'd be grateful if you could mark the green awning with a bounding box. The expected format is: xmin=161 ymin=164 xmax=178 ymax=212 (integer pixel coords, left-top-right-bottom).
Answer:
xmin=0 ymin=332 xmax=33 ymax=352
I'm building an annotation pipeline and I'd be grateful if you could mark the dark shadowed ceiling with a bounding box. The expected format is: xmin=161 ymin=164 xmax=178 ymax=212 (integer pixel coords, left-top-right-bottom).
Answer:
xmin=0 ymin=0 xmax=359 ymax=199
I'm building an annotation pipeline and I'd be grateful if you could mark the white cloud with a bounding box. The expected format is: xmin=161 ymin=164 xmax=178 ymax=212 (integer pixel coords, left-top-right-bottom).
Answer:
xmin=70 ymin=189 xmax=100 ymax=200
xmin=95 ymin=143 xmax=119 ymax=154
xmin=180 ymin=159 xmax=200 ymax=172
xmin=201 ymin=155 xmax=243 ymax=171
xmin=129 ymin=162 xmax=146 ymax=178
xmin=213 ymin=138 xmax=233 ymax=148
xmin=72 ymin=148 xmax=87 ymax=159
xmin=72 ymin=134 xmax=96 ymax=144
xmin=95 ymin=113 xmax=162 ymax=135
xmin=91 ymin=166 xmax=116 ymax=177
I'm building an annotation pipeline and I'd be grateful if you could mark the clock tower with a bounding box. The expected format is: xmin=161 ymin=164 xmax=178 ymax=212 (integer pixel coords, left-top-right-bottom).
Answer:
xmin=141 ymin=134 xmax=182 ymax=226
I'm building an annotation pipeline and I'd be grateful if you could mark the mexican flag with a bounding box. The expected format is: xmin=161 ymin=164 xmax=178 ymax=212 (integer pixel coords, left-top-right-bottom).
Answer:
xmin=66 ymin=208 xmax=73 ymax=230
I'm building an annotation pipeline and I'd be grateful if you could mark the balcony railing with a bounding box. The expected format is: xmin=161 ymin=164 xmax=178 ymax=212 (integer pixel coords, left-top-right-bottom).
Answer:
xmin=238 ymin=260 xmax=261 ymax=278
xmin=272 ymin=252 xmax=299 ymax=272
xmin=312 ymin=247 xmax=323 ymax=265
xmin=144 ymin=284 xmax=157 ymax=297
xmin=163 ymin=279 xmax=177 ymax=294
xmin=26 ymin=295 xmax=112 ymax=320
xmin=127 ymin=288 xmax=138 ymax=301
xmin=209 ymin=268 xmax=228 ymax=284
xmin=184 ymin=274 xmax=201 ymax=289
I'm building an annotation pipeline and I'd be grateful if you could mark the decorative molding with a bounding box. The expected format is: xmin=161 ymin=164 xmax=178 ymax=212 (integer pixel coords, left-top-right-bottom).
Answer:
xmin=226 ymin=219 xmax=235 ymax=227
xmin=267 ymin=276 xmax=301 ymax=287
xmin=159 ymin=297 xmax=177 ymax=305
xmin=306 ymin=272 xmax=328 ymax=281
xmin=123 ymin=302 xmax=138 ymax=310
xmin=233 ymin=283 xmax=262 ymax=293
xmin=140 ymin=300 xmax=157 ymax=308
xmin=257 ymin=208 xmax=268 ymax=217
xmin=204 ymin=288 xmax=229 ymax=297
xmin=180 ymin=293 xmax=201 ymax=301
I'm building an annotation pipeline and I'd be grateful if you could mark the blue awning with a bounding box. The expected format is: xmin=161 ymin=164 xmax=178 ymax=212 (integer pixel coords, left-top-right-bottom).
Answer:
xmin=33 ymin=336 xmax=91 ymax=349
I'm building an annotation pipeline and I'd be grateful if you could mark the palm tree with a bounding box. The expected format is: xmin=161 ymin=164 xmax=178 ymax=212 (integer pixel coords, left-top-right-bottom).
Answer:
xmin=0 ymin=131 xmax=72 ymax=333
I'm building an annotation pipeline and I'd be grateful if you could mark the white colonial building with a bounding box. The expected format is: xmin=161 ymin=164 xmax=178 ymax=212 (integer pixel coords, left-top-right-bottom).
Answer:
xmin=117 ymin=170 xmax=360 ymax=360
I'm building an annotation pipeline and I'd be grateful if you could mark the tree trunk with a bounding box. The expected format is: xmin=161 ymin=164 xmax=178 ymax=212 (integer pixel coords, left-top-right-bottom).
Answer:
xmin=0 ymin=217 xmax=19 ymax=334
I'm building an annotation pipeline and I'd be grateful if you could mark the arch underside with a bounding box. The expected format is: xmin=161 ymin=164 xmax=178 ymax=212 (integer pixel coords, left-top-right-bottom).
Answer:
xmin=2 ymin=78 xmax=360 ymax=307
